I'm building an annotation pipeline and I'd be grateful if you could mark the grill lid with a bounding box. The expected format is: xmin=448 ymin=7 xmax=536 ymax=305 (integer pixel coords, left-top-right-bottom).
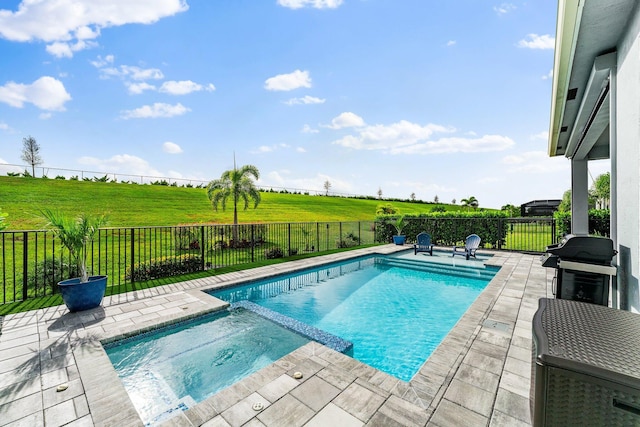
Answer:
xmin=545 ymin=234 xmax=616 ymax=264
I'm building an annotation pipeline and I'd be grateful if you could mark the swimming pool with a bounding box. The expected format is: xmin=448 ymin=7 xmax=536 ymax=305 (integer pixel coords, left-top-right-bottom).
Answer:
xmin=104 ymin=309 xmax=310 ymax=425
xmin=211 ymin=253 xmax=497 ymax=381
xmin=105 ymin=252 xmax=498 ymax=424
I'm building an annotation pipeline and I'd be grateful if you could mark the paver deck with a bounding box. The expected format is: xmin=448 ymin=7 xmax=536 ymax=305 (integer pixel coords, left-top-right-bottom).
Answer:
xmin=0 ymin=246 xmax=552 ymax=426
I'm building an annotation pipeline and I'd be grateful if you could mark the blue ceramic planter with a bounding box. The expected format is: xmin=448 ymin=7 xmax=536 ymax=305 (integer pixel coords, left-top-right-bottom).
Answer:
xmin=58 ymin=275 xmax=107 ymax=312
xmin=393 ymin=235 xmax=406 ymax=245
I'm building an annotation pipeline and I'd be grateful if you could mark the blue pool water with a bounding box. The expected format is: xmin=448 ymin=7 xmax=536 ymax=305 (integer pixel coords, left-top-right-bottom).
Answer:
xmin=104 ymin=309 xmax=309 ymax=425
xmin=105 ymin=253 xmax=497 ymax=424
xmin=211 ymin=255 xmax=497 ymax=381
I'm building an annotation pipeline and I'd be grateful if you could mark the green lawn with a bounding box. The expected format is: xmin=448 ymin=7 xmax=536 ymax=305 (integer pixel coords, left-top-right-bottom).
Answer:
xmin=0 ymin=176 xmax=462 ymax=230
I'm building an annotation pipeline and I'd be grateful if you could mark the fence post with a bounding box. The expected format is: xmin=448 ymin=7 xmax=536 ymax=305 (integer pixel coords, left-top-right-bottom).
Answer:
xmin=130 ymin=228 xmax=135 ymax=283
xmin=551 ymin=218 xmax=557 ymax=244
xmin=288 ymin=223 xmax=291 ymax=256
xmin=22 ymin=231 xmax=28 ymax=301
xmin=200 ymin=226 xmax=205 ymax=271
xmin=316 ymin=223 xmax=320 ymax=252
xmin=358 ymin=222 xmax=361 ymax=245
xmin=498 ymin=218 xmax=503 ymax=250
xmin=251 ymin=224 xmax=255 ymax=262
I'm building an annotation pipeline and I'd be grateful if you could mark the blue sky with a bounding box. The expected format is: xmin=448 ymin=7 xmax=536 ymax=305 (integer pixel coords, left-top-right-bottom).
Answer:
xmin=0 ymin=0 xmax=609 ymax=209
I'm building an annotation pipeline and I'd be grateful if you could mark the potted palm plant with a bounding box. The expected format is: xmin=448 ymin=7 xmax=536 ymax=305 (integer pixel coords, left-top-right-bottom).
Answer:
xmin=41 ymin=209 xmax=109 ymax=312
xmin=392 ymin=215 xmax=407 ymax=245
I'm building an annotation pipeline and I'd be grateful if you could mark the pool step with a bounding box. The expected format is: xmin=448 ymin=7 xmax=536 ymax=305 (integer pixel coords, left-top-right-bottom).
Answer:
xmin=374 ymin=257 xmax=498 ymax=280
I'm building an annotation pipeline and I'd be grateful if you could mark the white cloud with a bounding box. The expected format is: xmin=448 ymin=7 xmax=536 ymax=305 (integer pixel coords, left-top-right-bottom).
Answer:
xmin=530 ymin=131 xmax=549 ymax=141
xmin=446 ymin=40 xmax=456 ymax=47
xmin=542 ymin=69 xmax=553 ymax=80
xmin=120 ymin=102 xmax=190 ymax=119
xmin=159 ymin=80 xmax=215 ymax=95
xmin=0 ymin=76 xmax=71 ymax=111
xmin=296 ymin=147 xmax=306 ymax=153
xmin=162 ymin=141 xmax=183 ymax=154
xmin=332 ymin=119 xmax=512 ymax=154
xmin=301 ymin=124 xmax=319 ymax=133
xmin=251 ymin=143 xmax=291 ymax=154
xmin=264 ymin=70 xmax=312 ymax=91
xmin=518 ymin=34 xmax=555 ymax=50
xmin=100 ymin=65 xmax=164 ymax=81
xmin=285 ymin=95 xmax=325 ymax=105
xmin=126 ymin=82 xmax=156 ymax=95
xmin=494 ymin=3 xmax=516 ymax=15
xmin=78 ymin=154 xmax=164 ymax=176
xmin=0 ymin=122 xmax=9 ymax=131
xmin=277 ymin=0 xmax=343 ymax=9
xmin=90 ymin=55 xmax=115 ymax=68
xmin=39 ymin=112 xmax=52 ymax=120
xmin=502 ymin=151 xmax=568 ymax=173
xmin=0 ymin=0 xmax=189 ymax=57
xmin=326 ymin=112 xmax=365 ymax=129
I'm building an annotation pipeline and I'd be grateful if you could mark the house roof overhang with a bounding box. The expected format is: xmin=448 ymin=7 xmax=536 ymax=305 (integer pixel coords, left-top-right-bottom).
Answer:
xmin=548 ymin=0 xmax=636 ymax=161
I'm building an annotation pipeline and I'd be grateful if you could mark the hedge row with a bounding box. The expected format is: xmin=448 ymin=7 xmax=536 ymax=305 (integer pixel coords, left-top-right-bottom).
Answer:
xmin=126 ymin=254 xmax=202 ymax=281
xmin=553 ymin=210 xmax=610 ymax=238
xmin=374 ymin=212 xmax=509 ymax=248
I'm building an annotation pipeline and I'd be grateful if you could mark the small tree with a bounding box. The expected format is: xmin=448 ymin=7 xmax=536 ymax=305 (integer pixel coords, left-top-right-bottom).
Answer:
xmin=461 ymin=196 xmax=479 ymax=210
xmin=501 ymin=204 xmax=520 ymax=217
xmin=21 ymin=136 xmax=43 ymax=177
xmin=434 ymin=194 xmax=439 ymax=203
xmin=592 ymin=172 xmax=610 ymax=209
xmin=451 ymin=198 xmax=456 ymax=205
xmin=377 ymin=187 xmax=383 ymax=199
xmin=207 ymin=163 xmax=261 ymax=239
xmin=323 ymin=180 xmax=331 ymax=196
xmin=40 ymin=209 xmax=108 ymax=282
xmin=558 ymin=189 xmax=571 ymax=212
xmin=410 ymin=192 xmax=416 ymax=201
xmin=376 ymin=204 xmax=397 ymax=215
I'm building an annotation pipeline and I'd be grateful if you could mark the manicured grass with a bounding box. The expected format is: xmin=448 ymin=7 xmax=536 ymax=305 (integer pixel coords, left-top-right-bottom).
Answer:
xmin=0 ymin=176 xmax=462 ymax=230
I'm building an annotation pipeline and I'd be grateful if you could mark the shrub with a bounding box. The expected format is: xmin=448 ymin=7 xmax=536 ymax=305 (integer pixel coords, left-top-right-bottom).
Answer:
xmin=264 ymin=247 xmax=284 ymax=259
xmin=54 ymin=175 xmax=66 ymax=180
xmin=553 ymin=209 xmax=610 ymax=238
xmin=337 ymin=232 xmax=360 ymax=248
xmin=126 ymin=254 xmax=202 ymax=281
xmin=375 ymin=212 xmax=509 ymax=248
xmin=28 ymin=257 xmax=80 ymax=290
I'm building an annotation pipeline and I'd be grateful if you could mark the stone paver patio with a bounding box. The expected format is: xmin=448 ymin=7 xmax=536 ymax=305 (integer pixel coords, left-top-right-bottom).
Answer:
xmin=0 ymin=245 xmax=551 ymax=426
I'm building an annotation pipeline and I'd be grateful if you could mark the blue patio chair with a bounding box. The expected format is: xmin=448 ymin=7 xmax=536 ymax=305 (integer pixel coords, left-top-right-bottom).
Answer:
xmin=452 ymin=234 xmax=481 ymax=260
xmin=414 ymin=232 xmax=434 ymax=255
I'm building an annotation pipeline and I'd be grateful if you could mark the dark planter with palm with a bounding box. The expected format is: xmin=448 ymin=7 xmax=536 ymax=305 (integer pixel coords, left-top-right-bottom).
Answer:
xmin=392 ymin=216 xmax=407 ymax=245
xmin=41 ymin=209 xmax=108 ymax=312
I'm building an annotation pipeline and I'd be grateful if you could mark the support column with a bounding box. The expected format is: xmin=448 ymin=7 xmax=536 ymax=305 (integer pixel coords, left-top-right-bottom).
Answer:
xmin=570 ymin=158 xmax=589 ymax=235
xmin=610 ymin=68 xmax=619 ymax=308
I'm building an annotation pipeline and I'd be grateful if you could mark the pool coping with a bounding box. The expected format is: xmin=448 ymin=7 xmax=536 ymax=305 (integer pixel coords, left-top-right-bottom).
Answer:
xmin=0 ymin=246 xmax=549 ymax=426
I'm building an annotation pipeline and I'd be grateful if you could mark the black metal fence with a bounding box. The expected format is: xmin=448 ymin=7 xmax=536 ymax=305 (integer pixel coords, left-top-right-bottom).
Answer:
xmin=0 ymin=217 xmax=609 ymax=305
xmin=0 ymin=221 xmax=374 ymax=304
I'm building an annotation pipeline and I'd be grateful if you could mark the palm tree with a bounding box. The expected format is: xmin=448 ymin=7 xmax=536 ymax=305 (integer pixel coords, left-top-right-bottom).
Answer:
xmin=461 ymin=196 xmax=479 ymax=211
xmin=206 ymin=164 xmax=261 ymax=226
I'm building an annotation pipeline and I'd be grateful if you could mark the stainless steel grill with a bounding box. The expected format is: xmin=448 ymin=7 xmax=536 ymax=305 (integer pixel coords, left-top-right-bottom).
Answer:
xmin=541 ymin=234 xmax=617 ymax=306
